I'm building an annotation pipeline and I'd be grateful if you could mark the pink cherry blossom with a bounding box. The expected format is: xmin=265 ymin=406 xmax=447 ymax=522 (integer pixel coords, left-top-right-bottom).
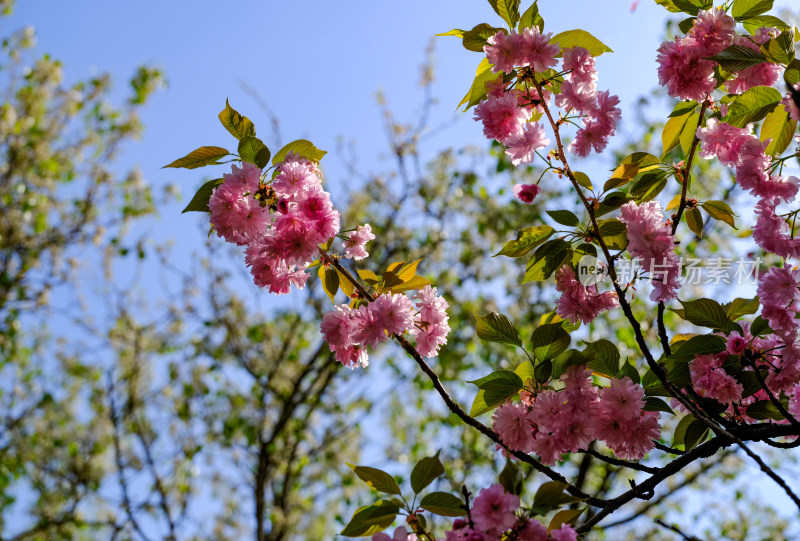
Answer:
xmin=413 ymin=286 xmax=450 ymax=358
xmin=554 ymin=266 xmax=619 ymax=324
xmin=474 ymin=93 xmax=530 ymax=143
xmin=343 ymin=223 xmax=376 ymax=260
xmin=517 ymin=519 xmax=548 ymax=541
xmin=599 ymin=377 xmax=645 ymax=419
xmin=726 ymin=333 xmax=748 ymax=355
xmin=504 ymin=122 xmax=550 ymax=165
xmin=690 ymin=354 xmax=744 ymax=403
xmin=272 ymin=154 xmax=321 ymax=200
xmin=470 ymin=484 xmax=519 ymax=535
xmin=492 ymin=402 xmax=535 ymax=452
xmin=518 ymin=27 xmax=560 ymax=72
xmin=618 ymin=201 xmax=681 ymax=302
xmin=686 ymin=7 xmax=736 ymax=56
xmin=549 ymin=524 xmax=578 ymax=541
xmin=555 ymin=80 xmax=598 ymax=116
xmin=726 ymin=35 xmax=781 ymax=94
xmin=209 ymin=166 xmax=270 ymax=245
xmin=753 ymin=198 xmax=800 ymax=259
xmin=656 ymin=37 xmax=716 ymax=101
xmin=568 ymin=118 xmax=614 ymax=157
xmin=696 ymin=118 xmax=750 ymax=167
xmin=562 ymin=46 xmax=596 ymax=84
xmin=484 ymin=30 xmax=521 ymax=74
xmin=371 ymin=293 xmax=416 ymax=336
xmin=512 ymin=183 xmax=541 ymax=203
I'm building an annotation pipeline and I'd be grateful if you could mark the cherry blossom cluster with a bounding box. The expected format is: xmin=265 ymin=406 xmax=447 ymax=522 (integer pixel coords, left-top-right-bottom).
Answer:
xmin=492 ymin=367 xmax=660 ymax=463
xmin=553 ymin=266 xmax=618 ymax=324
xmin=656 ymin=8 xmax=780 ymax=101
xmin=371 ymin=484 xmax=578 ymax=541
xmin=208 ymin=156 xmax=353 ymax=294
xmin=446 ymin=484 xmax=577 ymax=541
xmin=320 ymin=285 xmax=450 ymax=368
xmin=685 ymin=315 xmax=800 ymax=418
xmin=697 ymin=118 xmax=800 ymax=259
xmin=618 ymin=201 xmax=682 ymax=302
xmin=476 ymin=27 xmax=621 ymax=165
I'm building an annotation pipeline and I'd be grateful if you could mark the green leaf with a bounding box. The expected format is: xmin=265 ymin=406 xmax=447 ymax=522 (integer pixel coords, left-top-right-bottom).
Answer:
xmin=238 ymin=136 xmax=270 ymax=168
xmin=666 ymin=357 xmax=692 ymax=386
xmin=584 ymin=339 xmax=620 ymax=378
xmin=751 ymin=315 xmax=772 ymax=337
xmin=319 ymin=266 xmax=340 ymax=304
xmin=164 ymin=146 xmax=229 ymax=169
xmin=218 ymin=99 xmax=255 ymax=140
xmin=709 ymin=44 xmax=768 ymax=72
xmin=549 ymin=29 xmax=613 ymax=57
xmin=668 ymin=334 xmax=727 ymax=361
xmin=760 ymin=29 xmax=796 ymax=65
xmin=533 ymin=481 xmax=585 ymax=509
xmin=701 ymin=200 xmax=737 ymax=228
xmin=411 ymin=451 xmax=445 ymax=494
xmin=523 ymin=240 xmax=570 ymax=283
xmin=347 ymin=464 xmax=402 ymax=495
xmin=515 ymin=360 xmax=535 ymax=385
xmin=644 ymin=396 xmax=675 ymax=415
xmin=469 ymin=370 xmax=524 ymax=407
xmin=436 ymin=28 xmax=466 ymax=38
xmin=469 ymin=389 xmax=493 ymax=417
xmin=475 ymin=312 xmax=522 ymax=347
xmin=181 ymin=178 xmax=222 ymax=213
xmin=679 ymin=112 xmax=701 ymax=157
xmin=462 ymin=23 xmax=505 ymax=53
xmin=723 ymin=86 xmax=783 ymax=128
xmin=488 ymin=0 xmax=520 ymax=29
xmin=685 ymin=207 xmax=704 ymax=238
xmin=672 ymin=0 xmax=712 ymax=16
xmin=678 ymin=17 xmax=697 ymax=35
xmin=459 ymin=58 xmax=504 ymax=111
xmin=550 ymin=349 xmax=588 ymax=380
xmin=784 ymin=58 xmax=800 ymax=86
xmin=272 ymin=139 xmax=327 ymax=165
xmin=546 ymin=210 xmax=580 ymax=227
xmin=679 ymin=298 xmax=734 ymax=330
xmin=662 ymin=103 xmax=695 ymax=158
xmin=531 ymin=323 xmax=571 ymax=361
xmin=498 ymin=460 xmax=523 ymax=495
xmin=420 ymin=492 xmax=466 ymax=517
xmin=573 ymin=171 xmax=592 ymax=190
xmin=549 ymin=508 xmax=586 ymax=532
xmin=683 ymin=418 xmax=710 ymax=450
xmin=609 ymin=152 xmax=661 ymax=184
xmin=743 ymin=15 xmax=790 ymax=35
xmin=631 ymin=170 xmax=669 ymax=202
xmin=518 ymin=2 xmax=544 ymax=31
xmin=596 ymin=191 xmax=632 ymax=217
xmin=654 ymin=0 xmax=683 ymax=13
xmin=725 ymin=296 xmax=760 ymax=320
xmin=746 ymin=400 xmax=785 ymax=420
xmin=494 ymin=225 xmax=554 ymax=258
xmin=617 ymin=360 xmax=641 ymax=385
xmin=760 ymin=104 xmax=798 ymax=157
xmin=732 ymin=0 xmax=775 ymax=21
xmin=534 ymin=358 xmax=553 ymax=384
xmin=673 ymin=414 xmax=695 ymax=447
xmin=340 ymin=500 xmax=400 ymax=537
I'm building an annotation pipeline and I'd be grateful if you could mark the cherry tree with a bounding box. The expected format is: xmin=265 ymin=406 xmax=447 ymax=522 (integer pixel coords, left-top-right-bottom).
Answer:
xmin=172 ymin=0 xmax=800 ymax=538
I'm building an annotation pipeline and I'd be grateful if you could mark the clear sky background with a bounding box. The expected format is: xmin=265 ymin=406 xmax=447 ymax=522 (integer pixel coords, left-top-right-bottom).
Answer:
xmin=5 ymin=0 xmax=800 ymax=535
